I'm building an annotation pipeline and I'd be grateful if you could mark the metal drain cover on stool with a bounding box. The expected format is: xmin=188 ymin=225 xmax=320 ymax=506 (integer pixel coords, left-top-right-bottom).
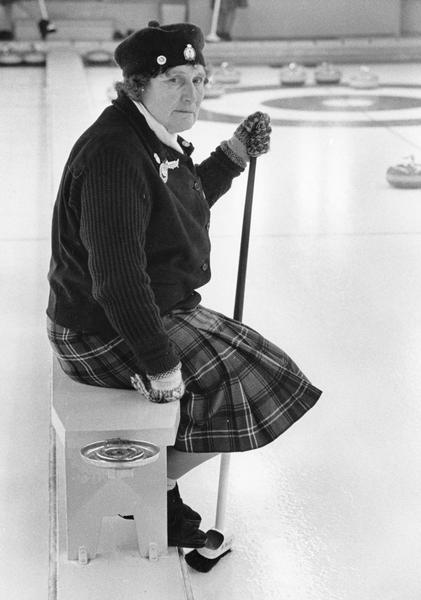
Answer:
xmin=81 ymin=438 xmax=160 ymax=469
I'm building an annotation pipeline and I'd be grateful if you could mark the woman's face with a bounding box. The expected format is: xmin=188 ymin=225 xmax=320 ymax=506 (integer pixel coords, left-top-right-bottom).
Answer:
xmin=141 ymin=64 xmax=207 ymax=133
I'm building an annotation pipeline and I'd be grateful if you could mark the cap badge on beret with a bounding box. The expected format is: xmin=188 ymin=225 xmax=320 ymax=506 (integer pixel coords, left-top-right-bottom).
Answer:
xmin=183 ymin=44 xmax=196 ymax=61
xmin=157 ymin=55 xmax=167 ymax=65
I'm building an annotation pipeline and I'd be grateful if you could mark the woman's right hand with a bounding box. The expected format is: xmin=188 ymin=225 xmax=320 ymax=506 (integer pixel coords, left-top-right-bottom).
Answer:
xmin=131 ymin=363 xmax=185 ymax=403
xmin=147 ymin=363 xmax=185 ymax=403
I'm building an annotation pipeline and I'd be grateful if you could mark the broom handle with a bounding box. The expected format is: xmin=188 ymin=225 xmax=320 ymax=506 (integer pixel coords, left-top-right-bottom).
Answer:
xmin=215 ymin=156 xmax=257 ymax=531
xmin=215 ymin=453 xmax=231 ymax=530
xmin=233 ymin=155 xmax=257 ymax=322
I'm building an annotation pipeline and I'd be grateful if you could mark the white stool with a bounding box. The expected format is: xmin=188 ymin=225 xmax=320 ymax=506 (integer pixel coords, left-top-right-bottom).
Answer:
xmin=51 ymin=359 xmax=180 ymax=563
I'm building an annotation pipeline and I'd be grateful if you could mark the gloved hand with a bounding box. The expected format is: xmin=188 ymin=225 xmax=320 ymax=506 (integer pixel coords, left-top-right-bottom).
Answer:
xmin=221 ymin=111 xmax=272 ymax=167
xmin=131 ymin=363 xmax=185 ymax=403
xmin=147 ymin=363 xmax=185 ymax=403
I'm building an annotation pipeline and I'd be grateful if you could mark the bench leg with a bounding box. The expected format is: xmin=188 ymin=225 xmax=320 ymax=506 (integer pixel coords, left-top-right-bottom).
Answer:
xmin=62 ymin=441 xmax=168 ymax=561
xmin=66 ymin=512 xmax=103 ymax=562
xmin=132 ymin=483 xmax=167 ymax=558
xmin=131 ymin=451 xmax=168 ymax=558
xmin=60 ymin=441 xmax=106 ymax=561
xmin=55 ymin=436 xmax=102 ymax=562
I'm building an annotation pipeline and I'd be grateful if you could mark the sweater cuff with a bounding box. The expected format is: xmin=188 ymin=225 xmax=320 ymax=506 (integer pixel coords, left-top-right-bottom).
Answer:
xmin=220 ymin=138 xmax=248 ymax=169
xmin=138 ymin=343 xmax=180 ymax=376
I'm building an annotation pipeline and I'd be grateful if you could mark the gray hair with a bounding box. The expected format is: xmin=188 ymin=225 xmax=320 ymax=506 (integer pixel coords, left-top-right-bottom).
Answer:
xmin=114 ymin=64 xmax=211 ymax=102
xmin=114 ymin=73 xmax=152 ymax=102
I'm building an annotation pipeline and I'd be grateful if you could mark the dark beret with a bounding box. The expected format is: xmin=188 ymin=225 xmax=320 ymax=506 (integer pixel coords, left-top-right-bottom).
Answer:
xmin=114 ymin=21 xmax=206 ymax=77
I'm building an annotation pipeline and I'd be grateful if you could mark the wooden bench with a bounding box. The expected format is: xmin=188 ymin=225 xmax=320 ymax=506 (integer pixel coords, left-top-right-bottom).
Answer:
xmin=51 ymin=359 xmax=180 ymax=563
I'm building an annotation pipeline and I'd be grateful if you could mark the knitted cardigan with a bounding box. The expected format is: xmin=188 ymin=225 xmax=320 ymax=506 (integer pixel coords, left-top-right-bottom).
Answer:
xmin=47 ymin=93 xmax=244 ymax=374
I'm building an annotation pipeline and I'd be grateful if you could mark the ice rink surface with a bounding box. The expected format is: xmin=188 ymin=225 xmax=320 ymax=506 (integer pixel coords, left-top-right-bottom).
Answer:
xmin=1 ymin=59 xmax=421 ymax=599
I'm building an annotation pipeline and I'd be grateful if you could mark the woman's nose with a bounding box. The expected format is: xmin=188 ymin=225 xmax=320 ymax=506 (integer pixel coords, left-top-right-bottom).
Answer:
xmin=181 ymin=82 xmax=196 ymax=103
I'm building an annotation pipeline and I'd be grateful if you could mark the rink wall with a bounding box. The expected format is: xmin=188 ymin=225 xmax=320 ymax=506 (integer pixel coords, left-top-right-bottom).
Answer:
xmin=6 ymin=0 xmax=421 ymax=40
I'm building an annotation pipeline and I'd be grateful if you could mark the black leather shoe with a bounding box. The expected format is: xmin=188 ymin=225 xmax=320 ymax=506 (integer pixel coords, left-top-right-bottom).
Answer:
xmin=120 ymin=490 xmax=206 ymax=548
xmin=0 ymin=30 xmax=13 ymax=40
xmin=167 ymin=503 xmax=207 ymax=548
xmin=217 ymin=31 xmax=232 ymax=41
xmin=38 ymin=19 xmax=56 ymax=40
xmin=120 ymin=484 xmax=202 ymax=526
xmin=168 ymin=483 xmax=202 ymax=527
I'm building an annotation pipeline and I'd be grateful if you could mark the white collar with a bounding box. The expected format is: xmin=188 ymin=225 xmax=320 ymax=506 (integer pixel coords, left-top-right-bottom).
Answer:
xmin=133 ymin=100 xmax=183 ymax=154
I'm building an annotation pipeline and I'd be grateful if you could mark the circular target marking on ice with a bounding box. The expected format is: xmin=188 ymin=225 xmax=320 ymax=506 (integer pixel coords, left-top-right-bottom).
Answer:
xmin=199 ymin=83 xmax=421 ymax=127
xmin=262 ymin=94 xmax=421 ymax=112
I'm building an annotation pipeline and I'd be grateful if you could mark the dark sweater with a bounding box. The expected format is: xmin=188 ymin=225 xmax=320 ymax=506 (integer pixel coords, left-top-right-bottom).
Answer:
xmin=47 ymin=93 xmax=243 ymax=374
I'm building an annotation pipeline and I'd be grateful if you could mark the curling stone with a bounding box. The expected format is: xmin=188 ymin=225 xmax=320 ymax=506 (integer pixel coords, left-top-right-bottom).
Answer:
xmin=315 ymin=62 xmax=341 ymax=85
xmin=280 ymin=62 xmax=306 ymax=86
xmin=204 ymin=79 xmax=225 ymax=99
xmin=22 ymin=46 xmax=46 ymax=66
xmin=386 ymin=155 xmax=421 ymax=189
xmin=213 ymin=62 xmax=241 ymax=85
xmin=84 ymin=49 xmax=114 ymax=66
xmin=0 ymin=48 xmax=23 ymax=66
xmin=349 ymin=65 xmax=379 ymax=89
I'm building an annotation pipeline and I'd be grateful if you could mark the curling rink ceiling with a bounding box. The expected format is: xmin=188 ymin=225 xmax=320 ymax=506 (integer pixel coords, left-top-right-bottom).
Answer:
xmin=1 ymin=54 xmax=421 ymax=599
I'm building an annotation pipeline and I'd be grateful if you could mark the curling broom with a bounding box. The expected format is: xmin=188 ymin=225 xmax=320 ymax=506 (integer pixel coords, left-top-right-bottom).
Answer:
xmin=185 ymin=155 xmax=258 ymax=572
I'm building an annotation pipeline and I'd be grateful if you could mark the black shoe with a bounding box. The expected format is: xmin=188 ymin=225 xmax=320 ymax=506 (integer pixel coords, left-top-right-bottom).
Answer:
xmin=168 ymin=520 xmax=207 ymax=548
xmin=119 ymin=486 xmax=206 ymax=549
xmin=217 ymin=31 xmax=232 ymax=41
xmin=167 ymin=501 xmax=207 ymax=548
xmin=120 ymin=484 xmax=202 ymax=527
xmin=0 ymin=30 xmax=13 ymax=40
xmin=167 ymin=483 xmax=206 ymax=547
xmin=113 ymin=30 xmax=125 ymax=40
xmin=38 ymin=19 xmax=56 ymax=40
xmin=168 ymin=483 xmax=202 ymax=527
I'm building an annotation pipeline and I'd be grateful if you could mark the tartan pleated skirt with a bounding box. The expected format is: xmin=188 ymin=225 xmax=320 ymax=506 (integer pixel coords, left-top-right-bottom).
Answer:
xmin=47 ymin=305 xmax=322 ymax=453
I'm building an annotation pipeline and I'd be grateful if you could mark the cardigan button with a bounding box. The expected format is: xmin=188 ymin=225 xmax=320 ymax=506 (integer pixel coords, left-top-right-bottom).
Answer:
xmin=193 ymin=181 xmax=201 ymax=191
xmin=200 ymin=262 xmax=209 ymax=271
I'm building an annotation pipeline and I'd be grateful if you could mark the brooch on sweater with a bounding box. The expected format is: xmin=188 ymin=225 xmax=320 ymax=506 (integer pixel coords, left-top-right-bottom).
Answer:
xmin=154 ymin=153 xmax=179 ymax=183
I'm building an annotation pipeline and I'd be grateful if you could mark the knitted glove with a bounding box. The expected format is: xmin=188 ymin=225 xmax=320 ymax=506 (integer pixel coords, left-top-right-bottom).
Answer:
xmin=221 ymin=111 xmax=271 ymax=167
xmin=130 ymin=363 xmax=185 ymax=403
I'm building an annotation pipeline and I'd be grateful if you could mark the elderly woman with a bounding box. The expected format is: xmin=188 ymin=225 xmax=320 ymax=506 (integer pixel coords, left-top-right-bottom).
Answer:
xmin=46 ymin=21 xmax=321 ymax=549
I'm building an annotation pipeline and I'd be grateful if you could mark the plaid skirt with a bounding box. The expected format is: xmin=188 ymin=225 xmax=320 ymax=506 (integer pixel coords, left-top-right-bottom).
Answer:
xmin=47 ymin=305 xmax=322 ymax=453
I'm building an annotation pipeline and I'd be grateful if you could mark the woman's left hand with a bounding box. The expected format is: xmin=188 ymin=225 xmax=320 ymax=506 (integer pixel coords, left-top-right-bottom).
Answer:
xmin=234 ymin=111 xmax=272 ymax=157
xmin=221 ymin=111 xmax=271 ymax=166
